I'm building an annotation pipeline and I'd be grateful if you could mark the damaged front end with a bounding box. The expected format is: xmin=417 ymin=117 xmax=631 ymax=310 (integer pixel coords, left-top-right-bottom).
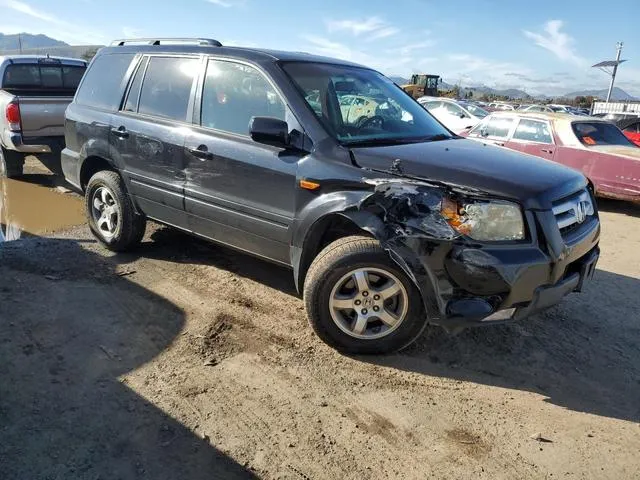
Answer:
xmin=341 ymin=177 xmax=599 ymax=332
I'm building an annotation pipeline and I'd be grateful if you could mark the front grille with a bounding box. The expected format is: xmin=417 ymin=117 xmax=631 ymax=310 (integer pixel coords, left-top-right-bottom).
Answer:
xmin=552 ymin=189 xmax=595 ymax=236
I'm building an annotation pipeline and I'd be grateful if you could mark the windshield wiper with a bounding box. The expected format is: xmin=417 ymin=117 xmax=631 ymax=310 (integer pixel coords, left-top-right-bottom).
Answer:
xmin=343 ymin=134 xmax=453 ymax=147
xmin=423 ymin=133 xmax=454 ymax=142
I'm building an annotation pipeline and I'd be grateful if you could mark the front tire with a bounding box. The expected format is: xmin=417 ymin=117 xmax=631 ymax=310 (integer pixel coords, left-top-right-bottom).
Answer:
xmin=0 ymin=148 xmax=24 ymax=178
xmin=304 ymin=236 xmax=427 ymax=354
xmin=85 ymin=170 xmax=146 ymax=252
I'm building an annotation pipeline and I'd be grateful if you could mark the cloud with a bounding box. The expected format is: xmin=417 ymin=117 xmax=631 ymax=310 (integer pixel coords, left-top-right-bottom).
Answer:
xmin=300 ymin=35 xmax=424 ymax=73
xmin=369 ymin=27 xmax=400 ymax=41
xmin=121 ymin=27 xmax=143 ymax=38
xmin=206 ymin=0 xmax=244 ymax=7
xmin=0 ymin=0 xmax=106 ymax=44
xmin=0 ymin=0 xmax=57 ymax=22
xmin=394 ymin=41 xmax=435 ymax=57
xmin=523 ymin=20 xmax=585 ymax=66
xmin=326 ymin=16 xmax=398 ymax=41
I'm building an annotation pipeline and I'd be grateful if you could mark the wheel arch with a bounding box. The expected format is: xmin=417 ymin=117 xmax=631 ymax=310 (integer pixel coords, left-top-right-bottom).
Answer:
xmin=293 ymin=212 xmax=377 ymax=293
xmin=79 ymin=155 xmax=117 ymax=192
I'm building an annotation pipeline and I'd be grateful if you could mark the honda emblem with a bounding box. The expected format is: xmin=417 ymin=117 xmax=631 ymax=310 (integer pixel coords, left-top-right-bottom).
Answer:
xmin=575 ymin=200 xmax=590 ymax=224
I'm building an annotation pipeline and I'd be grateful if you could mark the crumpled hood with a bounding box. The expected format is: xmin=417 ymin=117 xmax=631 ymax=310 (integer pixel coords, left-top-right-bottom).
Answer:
xmin=351 ymin=139 xmax=586 ymax=208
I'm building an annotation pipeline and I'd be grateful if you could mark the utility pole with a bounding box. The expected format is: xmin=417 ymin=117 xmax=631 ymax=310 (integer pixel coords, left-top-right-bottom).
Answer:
xmin=592 ymin=42 xmax=626 ymax=104
xmin=606 ymin=42 xmax=623 ymax=103
xmin=18 ymin=33 xmax=22 ymax=53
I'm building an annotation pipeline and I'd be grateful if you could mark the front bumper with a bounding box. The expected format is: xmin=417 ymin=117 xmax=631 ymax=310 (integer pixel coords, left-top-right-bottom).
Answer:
xmin=418 ymin=213 xmax=601 ymax=330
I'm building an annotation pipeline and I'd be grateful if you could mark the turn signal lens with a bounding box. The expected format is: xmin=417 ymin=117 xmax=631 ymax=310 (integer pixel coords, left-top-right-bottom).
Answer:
xmin=300 ymin=179 xmax=320 ymax=190
xmin=441 ymin=197 xmax=472 ymax=234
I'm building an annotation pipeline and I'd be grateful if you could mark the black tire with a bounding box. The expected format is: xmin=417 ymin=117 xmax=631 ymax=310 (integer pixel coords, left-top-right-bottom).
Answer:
xmin=0 ymin=147 xmax=24 ymax=178
xmin=85 ymin=170 xmax=146 ymax=252
xmin=303 ymin=236 xmax=428 ymax=354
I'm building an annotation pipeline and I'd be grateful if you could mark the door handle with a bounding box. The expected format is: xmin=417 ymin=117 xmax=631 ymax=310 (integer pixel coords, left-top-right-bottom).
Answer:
xmin=188 ymin=145 xmax=214 ymax=160
xmin=495 ymin=142 xmax=505 ymax=146
xmin=541 ymin=148 xmax=554 ymax=154
xmin=111 ymin=126 xmax=129 ymax=139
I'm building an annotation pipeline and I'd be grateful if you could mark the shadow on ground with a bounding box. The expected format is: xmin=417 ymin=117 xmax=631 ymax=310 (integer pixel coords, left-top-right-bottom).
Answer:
xmin=115 ymin=226 xmax=299 ymax=297
xmin=0 ymin=238 xmax=256 ymax=479
xmin=365 ymin=268 xmax=640 ymax=423
xmin=597 ymin=198 xmax=640 ymax=218
xmin=109 ymin=221 xmax=640 ymax=424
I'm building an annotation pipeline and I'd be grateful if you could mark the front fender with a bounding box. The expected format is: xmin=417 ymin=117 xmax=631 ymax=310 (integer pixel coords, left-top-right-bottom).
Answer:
xmin=292 ymin=180 xmax=462 ymax=324
xmin=290 ymin=189 xmax=373 ymax=290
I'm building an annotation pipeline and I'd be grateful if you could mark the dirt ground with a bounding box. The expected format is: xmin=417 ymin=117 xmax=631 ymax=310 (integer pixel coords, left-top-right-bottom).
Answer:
xmin=1 ymin=159 xmax=639 ymax=479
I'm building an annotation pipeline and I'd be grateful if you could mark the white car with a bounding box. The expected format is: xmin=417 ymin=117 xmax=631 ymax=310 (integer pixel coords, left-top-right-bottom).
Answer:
xmin=418 ymin=97 xmax=489 ymax=133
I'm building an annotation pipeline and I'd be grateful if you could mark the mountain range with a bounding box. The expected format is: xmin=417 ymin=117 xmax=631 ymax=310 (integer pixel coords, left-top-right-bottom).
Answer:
xmin=388 ymin=76 xmax=638 ymax=102
xmin=1 ymin=33 xmax=637 ymax=101
xmin=0 ymin=32 xmax=67 ymax=50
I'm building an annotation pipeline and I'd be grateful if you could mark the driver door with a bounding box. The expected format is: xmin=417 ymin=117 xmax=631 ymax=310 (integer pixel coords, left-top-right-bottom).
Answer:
xmin=183 ymin=58 xmax=303 ymax=264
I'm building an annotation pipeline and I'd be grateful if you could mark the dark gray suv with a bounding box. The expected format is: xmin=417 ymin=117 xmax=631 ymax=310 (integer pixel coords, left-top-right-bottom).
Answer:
xmin=62 ymin=38 xmax=600 ymax=354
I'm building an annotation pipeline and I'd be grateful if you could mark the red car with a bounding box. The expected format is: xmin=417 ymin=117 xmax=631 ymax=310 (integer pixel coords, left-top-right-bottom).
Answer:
xmin=619 ymin=118 xmax=640 ymax=147
xmin=464 ymin=112 xmax=640 ymax=202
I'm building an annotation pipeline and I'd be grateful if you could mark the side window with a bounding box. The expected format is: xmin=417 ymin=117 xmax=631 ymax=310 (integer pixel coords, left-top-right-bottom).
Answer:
xmin=138 ymin=56 xmax=199 ymax=122
xmin=339 ymin=95 xmax=354 ymax=106
xmin=483 ymin=117 xmax=514 ymax=138
xmin=201 ymin=59 xmax=285 ymax=136
xmin=123 ymin=57 xmax=148 ymax=113
xmin=423 ymin=101 xmax=442 ymax=111
xmin=443 ymin=102 xmax=465 ymax=116
xmin=513 ymin=119 xmax=553 ymax=143
xmin=75 ymin=53 xmax=135 ymax=110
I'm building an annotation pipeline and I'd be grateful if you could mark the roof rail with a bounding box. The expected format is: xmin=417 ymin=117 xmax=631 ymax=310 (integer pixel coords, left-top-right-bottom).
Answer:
xmin=110 ymin=38 xmax=222 ymax=47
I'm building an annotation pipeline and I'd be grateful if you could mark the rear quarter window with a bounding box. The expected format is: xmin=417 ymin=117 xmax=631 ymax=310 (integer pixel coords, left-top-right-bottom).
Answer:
xmin=75 ymin=53 xmax=135 ymax=111
xmin=571 ymin=121 xmax=635 ymax=147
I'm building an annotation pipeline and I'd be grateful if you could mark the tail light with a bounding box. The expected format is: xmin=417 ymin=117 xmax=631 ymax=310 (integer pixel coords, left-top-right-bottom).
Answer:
xmin=6 ymin=102 xmax=21 ymax=131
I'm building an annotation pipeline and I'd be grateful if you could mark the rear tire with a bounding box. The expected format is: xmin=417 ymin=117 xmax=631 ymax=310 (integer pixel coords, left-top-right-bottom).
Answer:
xmin=304 ymin=236 xmax=427 ymax=354
xmin=0 ymin=148 xmax=24 ymax=178
xmin=85 ymin=170 xmax=146 ymax=252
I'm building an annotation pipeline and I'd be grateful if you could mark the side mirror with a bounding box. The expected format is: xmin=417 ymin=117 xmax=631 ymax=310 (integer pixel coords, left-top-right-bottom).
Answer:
xmin=249 ymin=116 xmax=290 ymax=148
xmin=459 ymin=112 xmax=468 ymax=119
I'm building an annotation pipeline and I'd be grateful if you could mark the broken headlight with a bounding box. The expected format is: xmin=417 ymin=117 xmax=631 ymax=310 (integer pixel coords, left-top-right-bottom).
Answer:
xmin=441 ymin=197 xmax=525 ymax=241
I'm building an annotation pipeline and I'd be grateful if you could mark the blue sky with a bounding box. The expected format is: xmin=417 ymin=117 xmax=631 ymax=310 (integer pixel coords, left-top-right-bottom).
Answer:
xmin=1 ymin=0 xmax=638 ymax=96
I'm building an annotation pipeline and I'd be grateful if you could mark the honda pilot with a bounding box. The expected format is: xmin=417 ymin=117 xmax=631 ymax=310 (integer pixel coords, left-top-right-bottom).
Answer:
xmin=62 ymin=38 xmax=600 ymax=354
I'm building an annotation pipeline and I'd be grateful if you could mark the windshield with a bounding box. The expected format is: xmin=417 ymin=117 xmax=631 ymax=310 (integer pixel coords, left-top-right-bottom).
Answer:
xmin=282 ymin=62 xmax=452 ymax=145
xmin=461 ymin=103 xmax=489 ymax=118
xmin=572 ymin=121 xmax=635 ymax=147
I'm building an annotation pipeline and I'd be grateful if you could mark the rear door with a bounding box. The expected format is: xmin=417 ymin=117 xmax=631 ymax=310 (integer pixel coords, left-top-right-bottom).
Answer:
xmin=506 ymin=118 xmax=556 ymax=160
xmin=183 ymin=57 xmax=301 ymax=264
xmin=112 ymin=55 xmax=200 ymax=227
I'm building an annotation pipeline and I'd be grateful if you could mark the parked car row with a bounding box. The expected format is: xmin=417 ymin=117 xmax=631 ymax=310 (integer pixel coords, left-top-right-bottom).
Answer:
xmin=462 ymin=112 xmax=640 ymax=203
xmin=417 ymin=96 xmax=488 ymax=133
xmin=41 ymin=37 xmax=600 ymax=353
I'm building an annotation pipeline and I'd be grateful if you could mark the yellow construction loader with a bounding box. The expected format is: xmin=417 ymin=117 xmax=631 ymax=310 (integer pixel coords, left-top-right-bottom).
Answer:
xmin=402 ymin=74 xmax=440 ymax=99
